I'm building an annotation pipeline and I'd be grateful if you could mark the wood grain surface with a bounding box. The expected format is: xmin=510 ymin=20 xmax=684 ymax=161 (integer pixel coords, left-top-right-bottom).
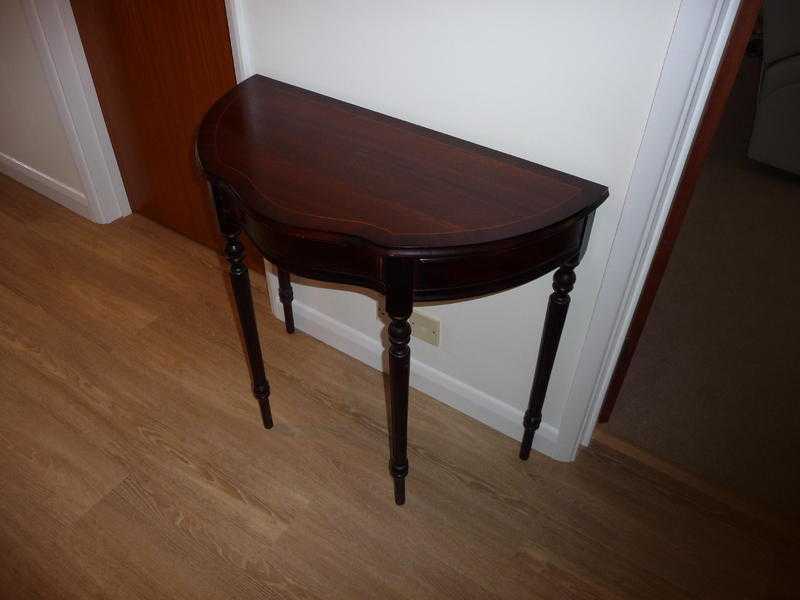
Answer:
xmin=69 ymin=0 xmax=263 ymax=273
xmin=198 ymin=76 xmax=608 ymax=249
xmin=0 ymin=173 xmax=796 ymax=599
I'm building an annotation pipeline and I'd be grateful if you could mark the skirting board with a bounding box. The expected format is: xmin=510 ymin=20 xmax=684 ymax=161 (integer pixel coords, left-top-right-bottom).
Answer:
xmin=266 ymin=278 xmax=560 ymax=458
xmin=0 ymin=151 xmax=91 ymax=220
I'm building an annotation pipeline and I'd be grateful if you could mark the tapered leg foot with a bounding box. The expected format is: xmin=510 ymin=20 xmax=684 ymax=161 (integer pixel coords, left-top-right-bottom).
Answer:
xmin=519 ymin=427 xmax=535 ymax=460
xmin=387 ymin=315 xmax=411 ymax=505
xmin=254 ymin=381 xmax=273 ymax=429
xmin=277 ymin=268 xmax=295 ymax=334
xmin=519 ymin=259 xmax=577 ymax=460
xmin=391 ymin=463 xmax=408 ymax=505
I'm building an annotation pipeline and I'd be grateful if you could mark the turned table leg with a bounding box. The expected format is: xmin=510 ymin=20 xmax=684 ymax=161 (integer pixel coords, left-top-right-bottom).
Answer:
xmin=384 ymin=258 xmax=413 ymax=505
xmin=277 ymin=268 xmax=295 ymax=334
xmin=212 ymin=181 xmax=273 ymax=429
xmin=519 ymin=257 xmax=578 ymax=460
xmin=386 ymin=311 xmax=411 ymax=505
xmin=224 ymin=234 xmax=274 ymax=429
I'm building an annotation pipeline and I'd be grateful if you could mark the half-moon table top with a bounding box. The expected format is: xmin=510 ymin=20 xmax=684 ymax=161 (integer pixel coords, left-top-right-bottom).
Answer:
xmin=197 ymin=75 xmax=608 ymax=250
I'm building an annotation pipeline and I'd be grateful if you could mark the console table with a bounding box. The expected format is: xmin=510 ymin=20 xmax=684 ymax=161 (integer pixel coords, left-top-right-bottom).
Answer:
xmin=197 ymin=75 xmax=608 ymax=505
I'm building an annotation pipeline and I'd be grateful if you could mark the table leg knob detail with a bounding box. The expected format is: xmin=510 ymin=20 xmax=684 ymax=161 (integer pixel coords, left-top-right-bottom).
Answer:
xmin=388 ymin=319 xmax=411 ymax=355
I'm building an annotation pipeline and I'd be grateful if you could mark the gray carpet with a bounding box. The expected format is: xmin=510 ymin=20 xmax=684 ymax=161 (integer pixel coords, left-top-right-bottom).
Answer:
xmin=606 ymin=54 xmax=800 ymax=517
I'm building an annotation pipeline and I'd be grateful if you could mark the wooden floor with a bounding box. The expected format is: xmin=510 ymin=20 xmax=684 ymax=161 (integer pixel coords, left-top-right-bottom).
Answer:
xmin=0 ymin=173 xmax=797 ymax=600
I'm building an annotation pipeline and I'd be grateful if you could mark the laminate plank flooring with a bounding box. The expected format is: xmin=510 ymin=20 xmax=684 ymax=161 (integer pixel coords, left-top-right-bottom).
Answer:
xmin=0 ymin=173 xmax=796 ymax=599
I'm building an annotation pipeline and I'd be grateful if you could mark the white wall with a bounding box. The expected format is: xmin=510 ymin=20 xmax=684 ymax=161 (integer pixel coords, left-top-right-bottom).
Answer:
xmin=0 ymin=0 xmax=84 ymax=197
xmin=235 ymin=0 xmax=682 ymax=458
xmin=0 ymin=0 xmax=129 ymax=223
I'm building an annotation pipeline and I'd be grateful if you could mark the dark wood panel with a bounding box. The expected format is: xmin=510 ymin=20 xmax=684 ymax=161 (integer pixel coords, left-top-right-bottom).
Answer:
xmin=70 ymin=0 xmax=262 ymax=271
xmin=413 ymin=218 xmax=583 ymax=300
xmin=598 ymin=0 xmax=763 ymax=422
xmin=198 ymin=76 xmax=608 ymax=249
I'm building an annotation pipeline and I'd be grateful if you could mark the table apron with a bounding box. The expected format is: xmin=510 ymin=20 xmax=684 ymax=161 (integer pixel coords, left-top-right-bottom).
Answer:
xmin=412 ymin=220 xmax=584 ymax=301
xmin=242 ymin=209 xmax=586 ymax=303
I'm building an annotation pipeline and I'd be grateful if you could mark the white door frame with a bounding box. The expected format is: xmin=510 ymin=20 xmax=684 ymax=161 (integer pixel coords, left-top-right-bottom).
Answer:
xmin=559 ymin=0 xmax=743 ymax=458
xmin=19 ymin=0 xmax=130 ymax=223
xmin=224 ymin=0 xmax=253 ymax=83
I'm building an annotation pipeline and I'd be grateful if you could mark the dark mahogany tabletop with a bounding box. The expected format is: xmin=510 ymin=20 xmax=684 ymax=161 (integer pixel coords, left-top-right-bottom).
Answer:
xmin=198 ymin=75 xmax=608 ymax=250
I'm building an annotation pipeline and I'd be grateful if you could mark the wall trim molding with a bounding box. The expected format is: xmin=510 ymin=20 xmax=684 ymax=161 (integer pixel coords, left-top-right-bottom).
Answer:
xmin=561 ymin=0 xmax=743 ymax=458
xmin=20 ymin=0 xmax=130 ymax=223
xmin=264 ymin=270 xmax=560 ymax=457
xmin=0 ymin=150 xmax=89 ymax=217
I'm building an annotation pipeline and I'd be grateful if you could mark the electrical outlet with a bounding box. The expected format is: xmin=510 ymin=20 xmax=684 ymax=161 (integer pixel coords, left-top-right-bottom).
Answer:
xmin=377 ymin=306 xmax=441 ymax=346
xmin=408 ymin=311 xmax=440 ymax=346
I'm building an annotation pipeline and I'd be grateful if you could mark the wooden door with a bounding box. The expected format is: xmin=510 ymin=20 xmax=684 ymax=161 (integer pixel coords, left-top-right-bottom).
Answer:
xmin=71 ymin=0 xmax=262 ymax=271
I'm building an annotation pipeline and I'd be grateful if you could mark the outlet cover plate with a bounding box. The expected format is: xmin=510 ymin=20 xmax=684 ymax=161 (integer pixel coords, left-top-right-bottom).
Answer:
xmin=378 ymin=307 xmax=441 ymax=346
xmin=409 ymin=310 xmax=440 ymax=346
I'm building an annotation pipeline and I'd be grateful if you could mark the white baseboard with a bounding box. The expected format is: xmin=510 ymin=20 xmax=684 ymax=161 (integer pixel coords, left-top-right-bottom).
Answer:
xmin=0 ymin=151 xmax=91 ymax=219
xmin=271 ymin=292 xmax=560 ymax=459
